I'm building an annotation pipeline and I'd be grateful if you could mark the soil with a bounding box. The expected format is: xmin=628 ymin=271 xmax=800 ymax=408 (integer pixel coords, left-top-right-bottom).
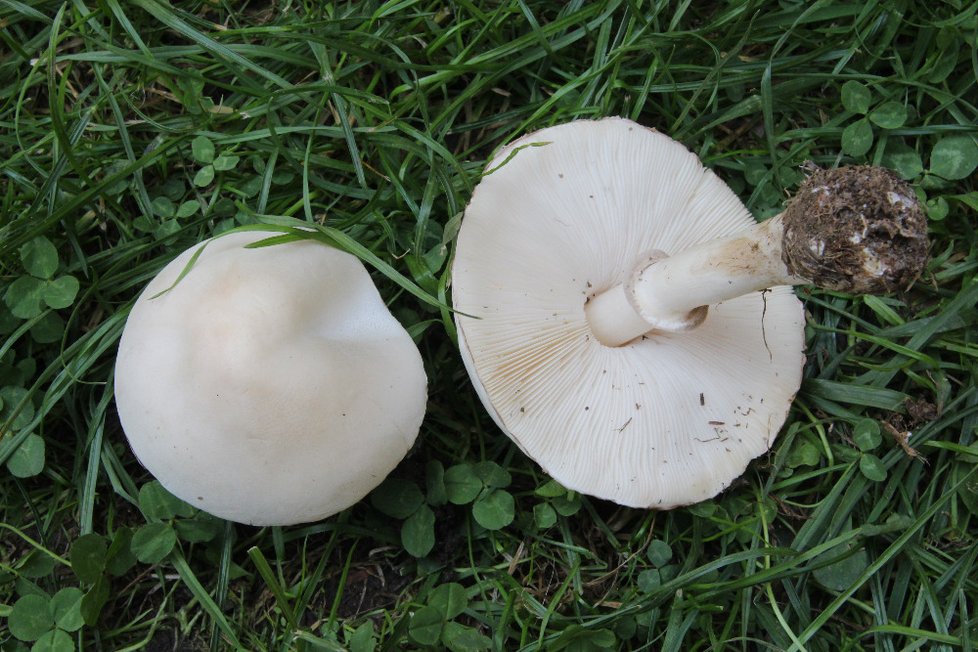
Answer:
xmin=780 ymin=165 xmax=929 ymax=294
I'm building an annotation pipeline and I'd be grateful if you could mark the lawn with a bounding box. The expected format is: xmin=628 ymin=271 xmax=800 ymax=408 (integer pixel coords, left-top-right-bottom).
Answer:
xmin=1 ymin=1 xmax=977 ymax=650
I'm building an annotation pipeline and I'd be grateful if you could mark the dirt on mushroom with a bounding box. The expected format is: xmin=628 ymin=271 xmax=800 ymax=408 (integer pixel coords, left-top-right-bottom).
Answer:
xmin=780 ymin=165 xmax=930 ymax=294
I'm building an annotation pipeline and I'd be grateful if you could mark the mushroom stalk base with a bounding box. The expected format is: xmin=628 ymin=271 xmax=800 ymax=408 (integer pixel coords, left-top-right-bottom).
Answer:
xmin=586 ymin=216 xmax=806 ymax=347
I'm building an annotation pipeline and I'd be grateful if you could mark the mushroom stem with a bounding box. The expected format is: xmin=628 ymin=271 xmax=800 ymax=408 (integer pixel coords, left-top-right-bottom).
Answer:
xmin=586 ymin=165 xmax=930 ymax=348
xmin=586 ymin=216 xmax=804 ymax=346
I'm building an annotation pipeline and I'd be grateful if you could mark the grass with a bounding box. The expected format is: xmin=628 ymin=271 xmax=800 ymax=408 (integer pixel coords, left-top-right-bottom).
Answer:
xmin=1 ymin=0 xmax=977 ymax=650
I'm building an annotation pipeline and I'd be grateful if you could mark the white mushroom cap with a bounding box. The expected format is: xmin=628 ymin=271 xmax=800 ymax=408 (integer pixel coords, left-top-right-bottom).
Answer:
xmin=115 ymin=231 xmax=427 ymax=525
xmin=452 ymin=118 xmax=805 ymax=509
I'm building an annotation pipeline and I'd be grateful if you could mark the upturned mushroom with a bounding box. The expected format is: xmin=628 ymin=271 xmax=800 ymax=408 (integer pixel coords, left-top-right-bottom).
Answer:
xmin=115 ymin=231 xmax=428 ymax=526
xmin=452 ymin=117 xmax=927 ymax=509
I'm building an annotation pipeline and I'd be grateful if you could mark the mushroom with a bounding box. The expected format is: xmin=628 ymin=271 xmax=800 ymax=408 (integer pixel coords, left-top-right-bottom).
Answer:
xmin=115 ymin=231 xmax=428 ymax=525
xmin=451 ymin=117 xmax=927 ymax=509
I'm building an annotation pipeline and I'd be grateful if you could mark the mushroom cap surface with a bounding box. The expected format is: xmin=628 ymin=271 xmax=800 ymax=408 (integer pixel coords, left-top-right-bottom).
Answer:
xmin=115 ymin=231 xmax=427 ymax=525
xmin=452 ymin=118 xmax=805 ymax=509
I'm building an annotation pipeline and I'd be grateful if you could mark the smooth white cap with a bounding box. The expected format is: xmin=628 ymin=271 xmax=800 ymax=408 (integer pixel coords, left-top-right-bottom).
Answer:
xmin=452 ymin=118 xmax=805 ymax=509
xmin=115 ymin=231 xmax=427 ymax=525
